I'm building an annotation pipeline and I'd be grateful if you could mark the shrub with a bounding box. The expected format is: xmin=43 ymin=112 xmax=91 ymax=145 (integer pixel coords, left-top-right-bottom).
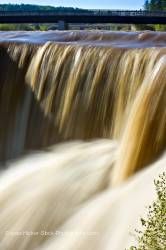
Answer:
xmin=128 ymin=172 xmax=166 ymax=250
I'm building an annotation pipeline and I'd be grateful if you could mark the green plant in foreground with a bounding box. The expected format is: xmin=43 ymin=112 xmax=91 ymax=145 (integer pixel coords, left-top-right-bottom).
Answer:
xmin=128 ymin=172 xmax=166 ymax=250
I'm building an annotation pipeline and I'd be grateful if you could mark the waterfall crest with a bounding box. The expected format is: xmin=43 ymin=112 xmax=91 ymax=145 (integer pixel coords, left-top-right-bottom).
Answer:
xmin=0 ymin=31 xmax=166 ymax=183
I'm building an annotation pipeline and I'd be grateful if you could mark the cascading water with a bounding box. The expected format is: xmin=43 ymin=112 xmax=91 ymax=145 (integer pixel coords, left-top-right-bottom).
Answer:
xmin=0 ymin=31 xmax=165 ymax=250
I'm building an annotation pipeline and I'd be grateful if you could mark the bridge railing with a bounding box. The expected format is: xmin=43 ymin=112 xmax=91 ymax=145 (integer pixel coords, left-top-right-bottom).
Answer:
xmin=91 ymin=10 xmax=166 ymax=16
xmin=0 ymin=10 xmax=166 ymax=17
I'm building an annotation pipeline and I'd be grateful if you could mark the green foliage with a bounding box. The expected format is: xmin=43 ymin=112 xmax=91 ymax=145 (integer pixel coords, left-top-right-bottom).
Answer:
xmin=143 ymin=0 xmax=166 ymax=30
xmin=0 ymin=23 xmax=51 ymax=31
xmin=154 ymin=24 xmax=166 ymax=31
xmin=144 ymin=0 xmax=150 ymax=10
xmin=144 ymin=0 xmax=166 ymax=10
xmin=0 ymin=4 xmax=91 ymax=13
xmin=128 ymin=172 xmax=166 ymax=250
xmin=39 ymin=25 xmax=49 ymax=31
xmin=134 ymin=24 xmax=155 ymax=30
xmin=0 ymin=23 xmax=37 ymax=31
xmin=0 ymin=4 xmax=55 ymax=11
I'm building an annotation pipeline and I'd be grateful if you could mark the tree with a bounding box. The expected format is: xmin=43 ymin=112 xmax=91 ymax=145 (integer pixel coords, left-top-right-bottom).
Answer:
xmin=144 ymin=0 xmax=166 ymax=10
xmin=144 ymin=0 xmax=150 ymax=10
xmin=128 ymin=173 xmax=166 ymax=250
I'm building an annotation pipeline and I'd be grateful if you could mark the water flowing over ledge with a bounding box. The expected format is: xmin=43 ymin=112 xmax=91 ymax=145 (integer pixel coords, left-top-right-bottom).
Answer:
xmin=0 ymin=30 xmax=166 ymax=250
xmin=0 ymin=31 xmax=166 ymax=182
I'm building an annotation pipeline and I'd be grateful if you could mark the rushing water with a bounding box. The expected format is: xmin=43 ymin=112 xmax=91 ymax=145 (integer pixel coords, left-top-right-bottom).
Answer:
xmin=0 ymin=31 xmax=165 ymax=250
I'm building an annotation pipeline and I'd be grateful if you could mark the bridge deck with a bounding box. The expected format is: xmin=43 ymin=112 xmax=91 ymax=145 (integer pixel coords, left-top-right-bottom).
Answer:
xmin=0 ymin=10 xmax=165 ymax=24
xmin=0 ymin=10 xmax=166 ymax=16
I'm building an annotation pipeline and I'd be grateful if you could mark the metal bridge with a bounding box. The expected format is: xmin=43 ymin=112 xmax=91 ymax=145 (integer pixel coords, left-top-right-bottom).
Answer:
xmin=0 ymin=10 xmax=165 ymax=28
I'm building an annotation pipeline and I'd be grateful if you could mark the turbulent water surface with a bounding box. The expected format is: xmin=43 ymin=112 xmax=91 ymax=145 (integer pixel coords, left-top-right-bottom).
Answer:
xmin=0 ymin=30 xmax=165 ymax=250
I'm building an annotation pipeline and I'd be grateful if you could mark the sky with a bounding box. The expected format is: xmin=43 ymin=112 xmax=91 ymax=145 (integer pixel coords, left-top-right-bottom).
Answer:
xmin=0 ymin=0 xmax=145 ymax=10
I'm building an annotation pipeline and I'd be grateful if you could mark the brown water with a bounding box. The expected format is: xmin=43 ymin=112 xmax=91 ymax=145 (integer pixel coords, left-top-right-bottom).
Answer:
xmin=0 ymin=30 xmax=166 ymax=250
xmin=0 ymin=31 xmax=166 ymax=184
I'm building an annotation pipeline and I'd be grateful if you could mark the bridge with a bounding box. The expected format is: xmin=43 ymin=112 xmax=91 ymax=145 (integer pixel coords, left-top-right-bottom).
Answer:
xmin=0 ymin=10 xmax=166 ymax=29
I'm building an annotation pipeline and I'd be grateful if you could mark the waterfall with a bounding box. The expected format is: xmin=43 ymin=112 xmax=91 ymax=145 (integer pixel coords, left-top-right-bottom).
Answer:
xmin=0 ymin=31 xmax=166 ymax=182
xmin=0 ymin=31 xmax=165 ymax=250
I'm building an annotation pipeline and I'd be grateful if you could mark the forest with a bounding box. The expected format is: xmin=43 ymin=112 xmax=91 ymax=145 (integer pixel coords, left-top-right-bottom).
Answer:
xmin=0 ymin=4 xmax=90 ymax=13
